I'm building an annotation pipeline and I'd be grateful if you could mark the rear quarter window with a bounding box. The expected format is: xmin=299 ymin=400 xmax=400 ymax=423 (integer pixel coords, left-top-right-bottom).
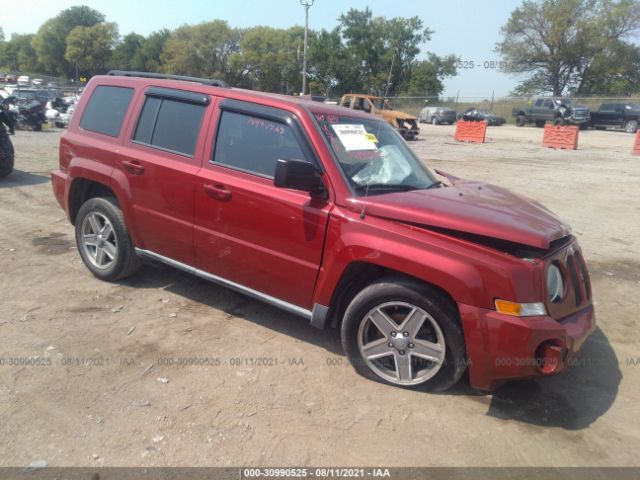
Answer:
xmin=80 ymin=86 xmax=134 ymax=137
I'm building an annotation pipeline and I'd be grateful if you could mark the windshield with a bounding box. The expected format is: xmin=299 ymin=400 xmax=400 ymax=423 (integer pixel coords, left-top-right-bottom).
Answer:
xmin=313 ymin=111 xmax=438 ymax=195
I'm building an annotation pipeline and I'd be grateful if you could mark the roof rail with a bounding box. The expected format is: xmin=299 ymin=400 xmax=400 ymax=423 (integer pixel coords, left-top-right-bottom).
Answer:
xmin=106 ymin=70 xmax=230 ymax=88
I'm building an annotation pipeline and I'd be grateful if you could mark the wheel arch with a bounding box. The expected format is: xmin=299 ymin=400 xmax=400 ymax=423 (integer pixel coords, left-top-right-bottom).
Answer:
xmin=325 ymin=260 xmax=460 ymax=329
xmin=68 ymin=178 xmax=116 ymax=225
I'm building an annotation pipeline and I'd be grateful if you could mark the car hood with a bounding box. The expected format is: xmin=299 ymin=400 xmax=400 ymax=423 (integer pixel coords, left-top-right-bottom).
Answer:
xmin=346 ymin=180 xmax=571 ymax=249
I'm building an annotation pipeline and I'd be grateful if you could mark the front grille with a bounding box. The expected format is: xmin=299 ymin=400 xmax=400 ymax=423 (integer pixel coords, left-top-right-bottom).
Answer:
xmin=546 ymin=242 xmax=593 ymax=320
xmin=565 ymin=250 xmax=591 ymax=308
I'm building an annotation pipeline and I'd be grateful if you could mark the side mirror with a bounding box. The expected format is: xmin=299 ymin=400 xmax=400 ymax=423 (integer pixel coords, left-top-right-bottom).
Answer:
xmin=274 ymin=158 xmax=325 ymax=196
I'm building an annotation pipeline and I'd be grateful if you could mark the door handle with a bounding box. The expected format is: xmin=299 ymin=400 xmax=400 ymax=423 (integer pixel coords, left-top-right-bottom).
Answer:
xmin=122 ymin=160 xmax=145 ymax=175
xmin=204 ymin=184 xmax=231 ymax=201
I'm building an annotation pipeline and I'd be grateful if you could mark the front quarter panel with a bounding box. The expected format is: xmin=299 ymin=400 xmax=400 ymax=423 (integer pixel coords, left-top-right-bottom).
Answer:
xmin=313 ymin=206 xmax=543 ymax=311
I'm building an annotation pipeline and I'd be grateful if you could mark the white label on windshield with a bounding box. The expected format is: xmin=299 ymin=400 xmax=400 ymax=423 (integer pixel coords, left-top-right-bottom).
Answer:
xmin=331 ymin=124 xmax=377 ymax=151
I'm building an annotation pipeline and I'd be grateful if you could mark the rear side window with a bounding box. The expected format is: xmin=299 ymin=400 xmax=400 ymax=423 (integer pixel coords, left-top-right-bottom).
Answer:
xmin=133 ymin=96 xmax=205 ymax=157
xmin=80 ymin=86 xmax=134 ymax=137
xmin=213 ymin=111 xmax=306 ymax=178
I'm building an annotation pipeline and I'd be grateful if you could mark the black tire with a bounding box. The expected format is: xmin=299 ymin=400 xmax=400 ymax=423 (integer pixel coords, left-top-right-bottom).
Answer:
xmin=515 ymin=114 xmax=526 ymax=127
xmin=341 ymin=278 xmax=467 ymax=392
xmin=578 ymin=123 xmax=588 ymax=130
xmin=74 ymin=197 xmax=141 ymax=281
xmin=0 ymin=134 xmax=15 ymax=178
xmin=33 ymin=123 xmax=42 ymax=132
xmin=534 ymin=120 xmax=546 ymax=128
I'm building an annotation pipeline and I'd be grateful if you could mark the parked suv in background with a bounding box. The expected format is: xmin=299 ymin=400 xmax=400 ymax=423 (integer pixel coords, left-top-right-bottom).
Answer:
xmin=589 ymin=103 xmax=640 ymax=133
xmin=513 ymin=97 xmax=590 ymax=128
xmin=418 ymin=106 xmax=456 ymax=125
xmin=52 ymin=71 xmax=595 ymax=392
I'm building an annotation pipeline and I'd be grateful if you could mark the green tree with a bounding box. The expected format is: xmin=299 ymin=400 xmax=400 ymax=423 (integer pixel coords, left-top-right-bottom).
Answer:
xmin=337 ymin=8 xmax=432 ymax=95
xmin=111 ymin=32 xmax=144 ymax=70
xmin=232 ymin=26 xmax=304 ymax=93
xmin=404 ymin=54 xmax=458 ymax=97
xmin=161 ymin=21 xmax=241 ymax=80
xmin=578 ymin=40 xmax=640 ymax=94
xmin=132 ymin=29 xmax=171 ymax=72
xmin=33 ymin=5 xmax=105 ymax=76
xmin=65 ymin=22 xmax=119 ymax=77
xmin=497 ymin=0 xmax=640 ymax=95
xmin=0 ymin=34 xmax=41 ymax=72
xmin=308 ymin=27 xmax=355 ymax=96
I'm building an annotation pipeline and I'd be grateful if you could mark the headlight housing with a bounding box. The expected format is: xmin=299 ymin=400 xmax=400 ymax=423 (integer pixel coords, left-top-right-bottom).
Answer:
xmin=546 ymin=263 xmax=564 ymax=303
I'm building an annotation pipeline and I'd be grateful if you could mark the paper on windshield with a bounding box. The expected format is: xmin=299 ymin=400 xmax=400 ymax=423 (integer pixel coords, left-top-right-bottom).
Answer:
xmin=331 ymin=124 xmax=377 ymax=151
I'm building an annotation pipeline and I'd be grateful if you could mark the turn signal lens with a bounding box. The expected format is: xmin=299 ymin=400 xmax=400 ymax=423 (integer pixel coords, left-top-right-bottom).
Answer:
xmin=495 ymin=299 xmax=546 ymax=317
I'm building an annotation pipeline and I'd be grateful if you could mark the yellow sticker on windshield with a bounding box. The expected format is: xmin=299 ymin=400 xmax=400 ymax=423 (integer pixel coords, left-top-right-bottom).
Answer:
xmin=365 ymin=133 xmax=378 ymax=143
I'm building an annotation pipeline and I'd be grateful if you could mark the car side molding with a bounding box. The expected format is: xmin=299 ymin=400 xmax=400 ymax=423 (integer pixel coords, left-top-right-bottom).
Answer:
xmin=134 ymin=248 xmax=320 ymax=322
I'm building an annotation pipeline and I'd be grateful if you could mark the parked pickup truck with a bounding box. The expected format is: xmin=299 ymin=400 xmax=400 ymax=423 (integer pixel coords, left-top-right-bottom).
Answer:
xmin=51 ymin=71 xmax=595 ymax=392
xmin=589 ymin=103 xmax=640 ymax=133
xmin=513 ymin=97 xmax=590 ymax=128
xmin=339 ymin=94 xmax=419 ymax=140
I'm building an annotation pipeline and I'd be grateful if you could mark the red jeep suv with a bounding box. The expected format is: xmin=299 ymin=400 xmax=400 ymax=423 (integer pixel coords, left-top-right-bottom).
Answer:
xmin=51 ymin=71 xmax=595 ymax=391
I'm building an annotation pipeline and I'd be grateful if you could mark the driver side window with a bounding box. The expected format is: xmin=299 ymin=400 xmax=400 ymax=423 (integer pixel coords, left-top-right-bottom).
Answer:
xmin=212 ymin=111 xmax=306 ymax=178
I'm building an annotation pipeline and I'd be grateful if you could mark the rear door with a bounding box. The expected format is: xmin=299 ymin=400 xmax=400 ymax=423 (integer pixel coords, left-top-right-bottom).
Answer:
xmin=193 ymin=100 xmax=331 ymax=309
xmin=116 ymin=87 xmax=212 ymax=265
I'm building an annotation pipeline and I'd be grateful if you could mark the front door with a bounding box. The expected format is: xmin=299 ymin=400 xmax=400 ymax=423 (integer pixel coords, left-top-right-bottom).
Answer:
xmin=194 ymin=101 xmax=331 ymax=309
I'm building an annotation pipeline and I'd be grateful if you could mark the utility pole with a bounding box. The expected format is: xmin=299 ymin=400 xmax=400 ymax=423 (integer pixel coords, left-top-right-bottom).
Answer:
xmin=300 ymin=0 xmax=314 ymax=95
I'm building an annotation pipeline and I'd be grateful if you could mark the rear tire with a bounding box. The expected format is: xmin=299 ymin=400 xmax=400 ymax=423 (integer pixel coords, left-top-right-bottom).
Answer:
xmin=0 ymin=134 xmax=15 ymax=178
xmin=432 ymin=117 xmax=438 ymax=125
xmin=534 ymin=120 xmax=546 ymax=128
xmin=625 ymin=119 xmax=638 ymax=134
xmin=516 ymin=114 xmax=526 ymax=127
xmin=341 ymin=278 xmax=467 ymax=391
xmin=75 ymin=197 xmax=141 ymax=281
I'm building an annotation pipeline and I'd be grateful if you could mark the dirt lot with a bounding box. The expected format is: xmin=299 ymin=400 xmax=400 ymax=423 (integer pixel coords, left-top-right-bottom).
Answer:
xmin=0 ymin=124 xmax=639 ymax=467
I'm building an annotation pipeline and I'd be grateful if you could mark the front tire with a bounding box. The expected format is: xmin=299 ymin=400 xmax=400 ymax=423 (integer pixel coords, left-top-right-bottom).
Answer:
xmin=516 ymin=114 xmax=526 ymax=127
xmin=341 ymin=279 xmax=466 ymax=391
xmin=75 ymin=197 xmax=141 ymax=281
xmin=0 ymin=134 xmax=15 ymax=178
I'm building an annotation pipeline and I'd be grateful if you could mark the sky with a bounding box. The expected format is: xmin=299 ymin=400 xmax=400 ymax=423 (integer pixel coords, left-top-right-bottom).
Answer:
xmin=2 ymin=0 xmax=525 ymax=97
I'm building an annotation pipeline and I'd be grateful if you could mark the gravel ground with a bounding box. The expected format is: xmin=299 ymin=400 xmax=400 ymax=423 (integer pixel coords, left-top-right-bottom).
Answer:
xmin=0 ymin=124 xmax=638 ymax=467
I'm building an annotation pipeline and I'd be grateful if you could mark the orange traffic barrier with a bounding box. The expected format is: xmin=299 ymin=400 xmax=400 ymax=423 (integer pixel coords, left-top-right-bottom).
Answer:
xmin=454 ymin=120 xmax=487 ymax=143
xmin=542 ymin=125 xmax=579 ymax=150
xmin=632 ymin=130 xmax=640 ymax=155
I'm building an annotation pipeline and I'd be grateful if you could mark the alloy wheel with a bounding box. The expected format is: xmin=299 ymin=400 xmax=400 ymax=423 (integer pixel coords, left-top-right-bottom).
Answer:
xmin=357 ymin=301 xmax=446 ymax=386
xmin=81 ymin=212 xmax=118 ymax=269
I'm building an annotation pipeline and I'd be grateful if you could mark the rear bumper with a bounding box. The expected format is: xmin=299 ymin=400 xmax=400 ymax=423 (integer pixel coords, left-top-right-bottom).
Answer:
xmin=459 ymin=303 xmax=596 ymax=391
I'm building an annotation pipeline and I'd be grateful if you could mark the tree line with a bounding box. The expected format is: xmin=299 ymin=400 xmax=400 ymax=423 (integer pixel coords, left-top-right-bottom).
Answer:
xmin=2 ymin=1 xmax=639 ymax=97
xmin=0 ymin=5 xmax=457 ymax=97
